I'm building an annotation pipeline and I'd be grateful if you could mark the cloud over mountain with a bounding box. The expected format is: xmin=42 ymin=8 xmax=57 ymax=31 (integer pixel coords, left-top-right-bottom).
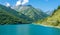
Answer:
xmin=16 ymin=0 xmax=21 ymax=6
xmin=22 ymin=0 xmax=29 ymax=5
xmin=15 ymin=0 xmax=29 ymax=6
xmin=6 ymin=2 xmax=10 ymax=7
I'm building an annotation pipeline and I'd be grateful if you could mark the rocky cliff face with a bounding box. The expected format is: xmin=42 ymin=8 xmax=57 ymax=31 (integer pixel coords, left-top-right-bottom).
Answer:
xmin=14 ymin=5 xmax=48 ymax=21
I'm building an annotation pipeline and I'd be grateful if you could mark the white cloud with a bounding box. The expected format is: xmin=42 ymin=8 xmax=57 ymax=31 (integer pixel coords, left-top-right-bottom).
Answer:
xmin=6 ymin=2 xmax=10 ymax=7
xmin=22 ymin=0 xmax=29 ymax=5
xmin=15 ymin=0 xmax=29 ymax=6
xmin=16 ymin=0 xmax=21 ymax=6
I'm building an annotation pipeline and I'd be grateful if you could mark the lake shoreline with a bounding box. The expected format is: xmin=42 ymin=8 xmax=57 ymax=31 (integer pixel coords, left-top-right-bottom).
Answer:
xmin=33 ymin=23 xmax=60 ymax=29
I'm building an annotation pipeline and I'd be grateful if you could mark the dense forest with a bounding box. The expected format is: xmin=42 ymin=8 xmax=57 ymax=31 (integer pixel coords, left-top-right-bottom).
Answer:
xmin=0 ymin=4 xmax=31 ymax=25
xmin=0 ymin=9 xmax=21 ymax=25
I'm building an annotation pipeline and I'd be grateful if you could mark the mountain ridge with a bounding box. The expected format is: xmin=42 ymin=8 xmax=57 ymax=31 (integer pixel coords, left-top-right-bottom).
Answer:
xmin=0 ymin=4 xmax=33 ymax=24
xmin=0 ymin=4 xmax=48 ymax=24
xmin=14 ymin=5 xmax=48 ymax=21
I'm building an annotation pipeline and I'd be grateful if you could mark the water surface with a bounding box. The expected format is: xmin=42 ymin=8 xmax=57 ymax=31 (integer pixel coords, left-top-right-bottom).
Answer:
xmin=0 ymin=24 xmax=60 ymax=35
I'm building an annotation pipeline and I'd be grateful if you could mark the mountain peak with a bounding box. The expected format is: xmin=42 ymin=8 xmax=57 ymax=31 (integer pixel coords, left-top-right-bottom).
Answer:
xmin=14 ymin=5 xmax=32 ymax=8
xmin=14 ymin=5 xmax=48 ymax=21
xmin=16 ymin=5 xmax=32 ymax=6
xmin=14 ymin=5 xmax=33 ymax=11
xmin=20 ymin=5 xmax=32 ymax=7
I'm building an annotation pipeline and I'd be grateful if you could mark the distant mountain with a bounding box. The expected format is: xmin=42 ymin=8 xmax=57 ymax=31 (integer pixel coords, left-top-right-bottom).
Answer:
xmin=45 ymin=11 xmax=53 ymax=16
xmin=36 ymin=6 xmax=60 ymax=26
xmin=14 ymin=5 xmax=48 ymax=21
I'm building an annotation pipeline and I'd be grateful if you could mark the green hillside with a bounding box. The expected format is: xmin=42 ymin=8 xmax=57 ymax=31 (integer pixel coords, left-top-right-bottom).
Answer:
xmin=0 ymin=8 xmax=21 ymax=25
xmin=0 ymin=4 xmax=32 ymax=25
xmin=0 ymin=4 xmax=48 ymax=25
xmin=35 ymin=6 xmax=60 ymax=26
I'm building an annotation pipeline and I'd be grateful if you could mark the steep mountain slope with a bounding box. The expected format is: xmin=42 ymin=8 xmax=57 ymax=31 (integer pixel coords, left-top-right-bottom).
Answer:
xmin=36 ymin=6 xmax=60 ymax=26
xmin=14 ymin=5 xmax=48 ymax=21
xmin=0 ymin=7 xmax=20 ymax=25
xmin=0 ymin=4 xmax=33 ymax=24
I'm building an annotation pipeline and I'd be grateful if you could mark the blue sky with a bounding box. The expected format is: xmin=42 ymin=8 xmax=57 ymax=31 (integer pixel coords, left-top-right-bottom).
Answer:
xmin=0 ymin=0 xmax=60 ymax=12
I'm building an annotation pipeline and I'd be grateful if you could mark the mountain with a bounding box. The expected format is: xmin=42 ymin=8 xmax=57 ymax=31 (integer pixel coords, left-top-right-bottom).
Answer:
xmin=0 ymin=4 xmax=48 ymax=25
xmin=0 ymin=4 xmax=33 ymax=25
xmin=36 ymin=6 xmax=60 ymax=26
xmin=14 ymin=5 xmax=48 ymax=22
xmin=0 ymin=5 xmax=20 ymax=25
xmin=45 ymin=11 xmax=53 ymax=16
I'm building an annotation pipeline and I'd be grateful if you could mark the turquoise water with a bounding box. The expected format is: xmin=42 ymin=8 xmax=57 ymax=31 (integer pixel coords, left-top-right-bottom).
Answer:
xmin=0 ymin=24 xmax=60 ymax=35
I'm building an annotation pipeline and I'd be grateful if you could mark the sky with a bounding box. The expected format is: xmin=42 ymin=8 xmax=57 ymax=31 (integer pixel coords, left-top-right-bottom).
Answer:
xmin=0 ymin=0 xmax=60 ymax=12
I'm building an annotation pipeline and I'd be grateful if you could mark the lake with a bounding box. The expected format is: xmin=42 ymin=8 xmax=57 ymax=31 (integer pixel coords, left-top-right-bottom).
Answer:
xmin=0 ymin=24 xmax=60 ymax=35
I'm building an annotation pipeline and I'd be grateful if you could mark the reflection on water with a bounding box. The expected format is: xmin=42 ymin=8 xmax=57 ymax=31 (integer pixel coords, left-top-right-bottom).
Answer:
xmin=17 ymin=24 xmax=30 ymax=35
xmin=0 ymin=24 xmax=60 ymax=35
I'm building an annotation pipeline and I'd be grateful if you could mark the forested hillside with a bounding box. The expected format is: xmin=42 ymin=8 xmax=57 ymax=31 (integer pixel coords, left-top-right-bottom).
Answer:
xmin=35 ymin=6 xmax=60 ymax=26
